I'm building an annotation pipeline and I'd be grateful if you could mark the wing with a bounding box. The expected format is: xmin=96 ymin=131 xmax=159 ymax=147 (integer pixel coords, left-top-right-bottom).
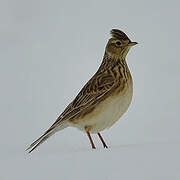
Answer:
xmin=72 ymin=71 xmax=115 ymax=107
xmin=50 ymin=69 xmax=116 ymax=129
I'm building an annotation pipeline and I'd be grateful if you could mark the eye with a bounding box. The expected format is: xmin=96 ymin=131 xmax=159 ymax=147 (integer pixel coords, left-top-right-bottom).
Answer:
xmin=115 ymin=41 xmax=121 ymax=46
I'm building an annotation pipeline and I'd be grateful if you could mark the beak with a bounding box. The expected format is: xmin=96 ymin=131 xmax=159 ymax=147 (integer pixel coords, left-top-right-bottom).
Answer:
xmin=128 ymin=42 xmax=138 ymax=46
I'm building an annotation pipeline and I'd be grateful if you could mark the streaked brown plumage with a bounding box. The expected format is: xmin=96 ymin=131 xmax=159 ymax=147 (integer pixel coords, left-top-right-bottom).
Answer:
xmin=26 ymin=29 xmax=137 ymax=153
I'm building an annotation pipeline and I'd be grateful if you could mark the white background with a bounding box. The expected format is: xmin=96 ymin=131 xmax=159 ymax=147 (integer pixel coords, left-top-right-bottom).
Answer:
xmin=0 ymin=0 xmax=180 ymax=179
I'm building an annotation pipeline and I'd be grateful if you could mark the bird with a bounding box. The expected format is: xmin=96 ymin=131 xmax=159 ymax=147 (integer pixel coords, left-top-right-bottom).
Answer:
xmin=26 ymin=29 xmax=137 ymax=153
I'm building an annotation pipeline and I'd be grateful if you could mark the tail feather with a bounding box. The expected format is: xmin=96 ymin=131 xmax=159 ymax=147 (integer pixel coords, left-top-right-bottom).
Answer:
xmin=26 ymin=122 xmax=68 ymax=153
xmin=26 ymin=134 xmax=45 ymax=151
xmin=26 ymin=129 xmax=55 ymax=153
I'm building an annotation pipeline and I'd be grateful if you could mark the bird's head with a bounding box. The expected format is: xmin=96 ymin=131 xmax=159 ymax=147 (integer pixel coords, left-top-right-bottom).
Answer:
xmin=105 ymin=29 xmax=137 ymax=60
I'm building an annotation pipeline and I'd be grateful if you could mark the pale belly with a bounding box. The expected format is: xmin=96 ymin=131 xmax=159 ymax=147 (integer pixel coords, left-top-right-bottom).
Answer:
xmin=68 ymin=82 xmax=133 ymax=134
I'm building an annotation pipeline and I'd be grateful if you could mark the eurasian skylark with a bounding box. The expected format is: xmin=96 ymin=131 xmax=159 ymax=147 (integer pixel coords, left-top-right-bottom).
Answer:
xmin=26 ymin=29 xmax=137 ymax=153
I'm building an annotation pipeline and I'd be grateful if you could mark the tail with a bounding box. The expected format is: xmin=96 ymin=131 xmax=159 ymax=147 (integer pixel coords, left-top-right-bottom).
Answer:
xmin=26 ymin=122 xmax=68 ymax=153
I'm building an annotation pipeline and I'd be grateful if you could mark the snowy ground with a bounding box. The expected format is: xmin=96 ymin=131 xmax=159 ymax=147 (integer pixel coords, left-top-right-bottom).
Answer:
xmin=1 ymin=142 xmax=180 ymax=180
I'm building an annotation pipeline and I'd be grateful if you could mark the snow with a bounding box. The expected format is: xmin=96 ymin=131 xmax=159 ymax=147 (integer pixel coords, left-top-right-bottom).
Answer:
xmin=1 ymin=142 xmax=180 ymax=180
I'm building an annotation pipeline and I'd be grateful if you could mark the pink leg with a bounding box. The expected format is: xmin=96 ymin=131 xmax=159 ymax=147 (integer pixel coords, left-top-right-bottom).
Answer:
xmin=86 ymin=131 xmax=96 ymax=149
xmin=97 ymin=133 xmax=108 ymax=148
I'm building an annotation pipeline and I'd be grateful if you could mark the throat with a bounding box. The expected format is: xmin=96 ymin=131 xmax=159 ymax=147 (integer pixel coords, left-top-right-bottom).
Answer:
xmin=100 ymin=52 xmax=127 ymax=70
xmin=99 ymin=52 xmax=131 ymax=83
xmin=105 ymin=51 xmax=123 ymax=62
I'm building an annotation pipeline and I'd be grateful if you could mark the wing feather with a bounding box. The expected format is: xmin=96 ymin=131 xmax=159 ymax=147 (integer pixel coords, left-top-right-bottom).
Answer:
xmin=53 ymin=70 xmax=115 ymax=124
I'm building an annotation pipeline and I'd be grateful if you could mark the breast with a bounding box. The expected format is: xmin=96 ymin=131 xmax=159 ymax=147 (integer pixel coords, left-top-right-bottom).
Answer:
xmin=68 ymin=79 xmax=133 ymax=134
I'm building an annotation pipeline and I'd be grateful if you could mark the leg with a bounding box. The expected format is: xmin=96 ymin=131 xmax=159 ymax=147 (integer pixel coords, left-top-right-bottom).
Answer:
xmin=97 ymin=133 xmax=108 ymax=148
xmin=86 ymin=131 xmax=96 ymax=149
